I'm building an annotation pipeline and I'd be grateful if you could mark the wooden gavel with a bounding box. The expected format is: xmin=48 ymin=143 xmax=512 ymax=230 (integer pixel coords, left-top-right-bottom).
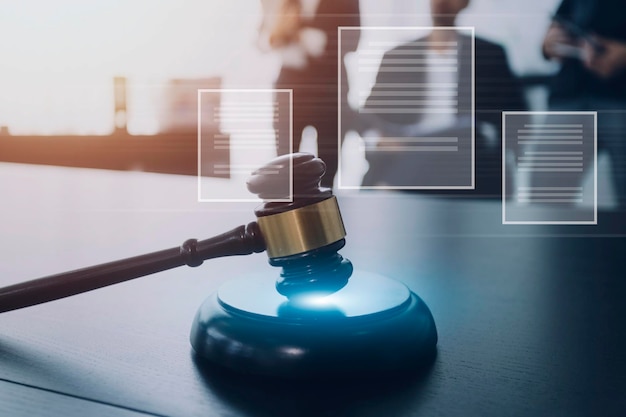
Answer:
xmin=0 ymin=153 xmax=352 ymax=313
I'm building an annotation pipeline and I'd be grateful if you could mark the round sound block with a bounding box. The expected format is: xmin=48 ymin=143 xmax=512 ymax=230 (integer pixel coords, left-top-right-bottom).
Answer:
xmin=190 ymin=271 xmax=437 ymax=378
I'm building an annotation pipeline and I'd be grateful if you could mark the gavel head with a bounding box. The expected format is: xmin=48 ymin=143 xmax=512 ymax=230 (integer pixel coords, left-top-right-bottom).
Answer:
xmin=247 ymin=153 xmax=353 ymax=301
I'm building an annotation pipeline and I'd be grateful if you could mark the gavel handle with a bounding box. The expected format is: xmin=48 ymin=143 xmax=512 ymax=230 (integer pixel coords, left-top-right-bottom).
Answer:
xmin=0 ymin=222 xmax=265 ymax=314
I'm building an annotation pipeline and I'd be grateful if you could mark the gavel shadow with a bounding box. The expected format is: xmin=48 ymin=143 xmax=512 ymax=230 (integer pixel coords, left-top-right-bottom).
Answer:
xmin=193 ymin=348 xmax=437 ymax=417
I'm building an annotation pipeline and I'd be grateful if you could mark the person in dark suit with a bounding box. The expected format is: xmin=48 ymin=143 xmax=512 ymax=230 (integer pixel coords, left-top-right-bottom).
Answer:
xmin=542 ymin=0 xmax=626 ymax=208
xmin=361 ymin=0 xmax=526 ymax=196
xmin=259 ymin=0 xmax=361 ymax=188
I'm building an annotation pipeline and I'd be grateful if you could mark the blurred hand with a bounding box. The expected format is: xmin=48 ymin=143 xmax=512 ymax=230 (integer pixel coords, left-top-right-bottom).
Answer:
xmin=582 ymin=35 xmax=626 ymax=79
xmin=543 ymin=23 xmax=578 ymax=60
xmin=269 ymin=1 xmax=301 ymax=48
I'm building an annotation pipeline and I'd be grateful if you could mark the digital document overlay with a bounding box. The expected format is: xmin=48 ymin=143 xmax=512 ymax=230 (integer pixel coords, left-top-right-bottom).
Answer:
xmin=338 ymin=26 xmax=475 ymax=189
xmin=198 ymin=89 xmax=293 ymax=203
xmin=502 ymin=111 xmax=597 ymax=224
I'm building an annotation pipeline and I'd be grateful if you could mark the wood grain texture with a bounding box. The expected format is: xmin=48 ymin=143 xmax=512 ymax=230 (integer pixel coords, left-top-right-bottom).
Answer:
xmin=1 ymin=163 xmax=625 ymax=417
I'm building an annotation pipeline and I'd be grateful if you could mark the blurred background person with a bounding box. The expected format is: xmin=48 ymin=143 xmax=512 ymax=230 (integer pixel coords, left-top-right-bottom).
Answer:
xmin=360 ymin=0 xmax=527 ymax=196
xmin=542 ymin=0 xmax=626 ymax=208
xmin=258 ymin=0 xmax=361 ymax=188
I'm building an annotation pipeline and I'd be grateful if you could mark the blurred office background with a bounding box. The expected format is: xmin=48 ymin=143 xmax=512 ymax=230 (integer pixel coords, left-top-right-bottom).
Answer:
xmin=5 ymin=0 xmax=599 ymax=194
xmin=0 ymin=0 xmax=559 ymax=136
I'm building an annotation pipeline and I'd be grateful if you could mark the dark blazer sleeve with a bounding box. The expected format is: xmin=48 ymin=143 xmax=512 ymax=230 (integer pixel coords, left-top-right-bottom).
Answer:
xmin=362 ymin=44 xmax=428 ymax=129
xmin=364 ymin=50 xmax=406 ymax=125
xmin=365 ymin=37 xmax=526 ymax=132
xmin=474 ymin=39 xmax=527 ymax=129
xmin=553 ymin=0 xmax=573 ymax=19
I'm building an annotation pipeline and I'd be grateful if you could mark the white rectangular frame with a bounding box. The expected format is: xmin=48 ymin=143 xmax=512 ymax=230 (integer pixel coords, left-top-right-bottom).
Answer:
xmin=502 ymin=111 xmax=597 ymax=225
xmin=197 ymin=88 xmax=293 ymax=203
xmin=337 ymin=26 xmax=475 ymax=190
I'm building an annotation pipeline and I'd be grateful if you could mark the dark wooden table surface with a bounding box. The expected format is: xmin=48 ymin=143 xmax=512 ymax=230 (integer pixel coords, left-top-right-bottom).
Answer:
xmin=1 ymin=162 xmax=625 ymax=417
